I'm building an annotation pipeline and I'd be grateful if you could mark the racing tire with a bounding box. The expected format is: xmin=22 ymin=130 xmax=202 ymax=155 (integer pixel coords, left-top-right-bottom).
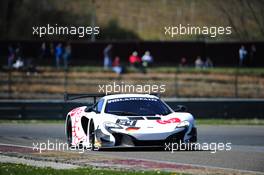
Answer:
xmin=66 ymin=116 xmax=72 ymax=146
xmin=89 ymin=120 xmax=95 ymax=151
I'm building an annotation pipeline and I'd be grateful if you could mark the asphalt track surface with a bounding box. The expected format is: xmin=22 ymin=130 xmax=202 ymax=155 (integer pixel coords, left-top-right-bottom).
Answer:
xmin=0 ymin=123 xmax=264 ymax=173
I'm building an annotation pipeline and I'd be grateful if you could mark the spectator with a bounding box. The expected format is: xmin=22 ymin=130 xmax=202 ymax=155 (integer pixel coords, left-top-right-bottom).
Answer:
xmin=239 ymin=45 xmax=247 ymax=67
xmin=25 ymin=58 xmax=38 ymax=75
xmin=37 ymin=42 xmax=48 ymax=66
xmin=129 ymin=51 xmax=141 ymax=67
xmin=195 ymin=56 xmax=203 ymax=68
xmin=129 ymin=51 xmax=145 ymax=73
xmin=249 ymin=45 xmax=256 ymax=67
xmin=7 ymin=45 xmax=15 ymax=69
xmin=10 ymin=43 xmax=24 ymax=70
xmin=49 ymin=43 xmax=54 ymax=58
xmin=55 ymin=43 xmax=63 ymax=69
xmin=63 ymin=43 xmax=72 ymax=69
xmin=103 ymin=44 xmax=112 ymax=69
xmin=15 ymin=43 xmax=22 ymax=60
xmin=205 ymin=57 xmax=213 ymax=68
xmin=179 ymin=57 xmax=187 ymax=67
xmin=112 ymin=56 xmax=124 ymax=75
xmin=39 ymin=42 xmax=47 ymax=59
xmin=142 ymin=51 xmax=153 ymax=67
xmin=13 ymin=57 xmax=24 ymax=70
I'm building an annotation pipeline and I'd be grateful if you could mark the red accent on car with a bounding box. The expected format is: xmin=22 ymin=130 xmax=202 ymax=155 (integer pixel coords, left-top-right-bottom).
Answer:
xmin=70 ymin=107 xmax=83 ymax=117
xmin=125 ymin=127 xmax=140 ymax=131
xmin=156 ymin=117 xmax=181 ymax=124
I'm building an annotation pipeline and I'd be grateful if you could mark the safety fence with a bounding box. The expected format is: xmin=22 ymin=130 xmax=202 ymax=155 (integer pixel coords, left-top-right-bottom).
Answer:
xmin=0 ymin=68 xmax=263 ymax=99
xmin=0 ymin=99 xmax=263 ymax=119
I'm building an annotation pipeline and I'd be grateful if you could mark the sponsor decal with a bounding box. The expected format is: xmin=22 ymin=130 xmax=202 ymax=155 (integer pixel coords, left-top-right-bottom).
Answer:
xmin=108 ymin=97 xmax=157 ymax=104
xmin=116 ymin=119 xmax=137 ymax=126
xmin=70 ymin=107 xmax=83 ymax=117
xmin=156 ymin=117 xmax=181 ymax=124
xmin=69 ymin=107 xmax=85 ymax=145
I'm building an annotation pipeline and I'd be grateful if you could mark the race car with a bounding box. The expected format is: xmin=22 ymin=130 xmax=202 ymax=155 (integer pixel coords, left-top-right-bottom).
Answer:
xmin=65 ymin=93 xmax=197 ymax=150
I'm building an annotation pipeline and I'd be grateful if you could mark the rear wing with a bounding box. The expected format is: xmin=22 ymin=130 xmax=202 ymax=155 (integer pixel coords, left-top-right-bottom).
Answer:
xmin=64 ymin=93 xmax=105 ymax=104
xmin=64 ymin=93 xmax=161 ymax=104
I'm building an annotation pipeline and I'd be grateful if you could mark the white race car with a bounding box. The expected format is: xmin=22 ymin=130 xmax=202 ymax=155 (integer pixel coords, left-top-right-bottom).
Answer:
xmin=65 ymin=93 xmax=197 ymax=150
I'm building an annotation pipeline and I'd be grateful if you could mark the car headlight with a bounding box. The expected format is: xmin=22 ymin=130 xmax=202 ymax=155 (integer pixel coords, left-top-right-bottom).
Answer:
xmin=176 ymin=121 xmax=190 ymax=128
xmin=104 ymin=122 xmax=123 ymax=129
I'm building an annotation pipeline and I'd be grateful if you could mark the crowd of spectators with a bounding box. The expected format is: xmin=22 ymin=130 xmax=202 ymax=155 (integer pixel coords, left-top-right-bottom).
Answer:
xmin=5 ymin=43 xmax=258 ymax=75
xmin=194 ymin=56 xmax=213 ymax=69
xmin=7 ymin=43 xmax=38 ymax=74
xmin=179 ymin=56 xmax=213 ymax=69
xmin=179 ymin=45 xmax=257 ymax=68
xmin=103 ymin=44 xmax=154 ymax=75
xmin=55 ymin=43 xmax=72 ymax=69
xmin=7 ymin=42 xmax=72 ymax=74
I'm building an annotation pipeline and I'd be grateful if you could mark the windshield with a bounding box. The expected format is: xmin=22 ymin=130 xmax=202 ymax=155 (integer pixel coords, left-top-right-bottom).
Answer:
xmin=105 ymin=97 xmax=172 ymax=116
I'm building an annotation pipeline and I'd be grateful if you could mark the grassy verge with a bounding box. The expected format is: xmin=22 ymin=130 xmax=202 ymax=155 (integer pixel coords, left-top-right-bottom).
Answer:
xmin=156 ymin=67 xmax=264 ymax=75
xmin=0 ymin=119 xmax=264 ymax=125
xmin=0 ymin=163 xmax=179 ymax=175
xmin=38 ymin=66 xmax=264 ymax=76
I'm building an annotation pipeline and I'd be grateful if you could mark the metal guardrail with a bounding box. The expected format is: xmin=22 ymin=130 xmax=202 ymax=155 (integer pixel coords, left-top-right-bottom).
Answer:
xmin=0 ymin=99 xmax=263 ymax=119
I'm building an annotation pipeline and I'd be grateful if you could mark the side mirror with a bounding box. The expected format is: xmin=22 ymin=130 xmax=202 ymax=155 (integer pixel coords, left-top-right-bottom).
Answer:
xmin=174 ymin=105 xmax=187 ymax=112
xmin=85 ymin=106 xmax=93 ymax=112
xmin=85 ymin=106 xmax=100 ymax=113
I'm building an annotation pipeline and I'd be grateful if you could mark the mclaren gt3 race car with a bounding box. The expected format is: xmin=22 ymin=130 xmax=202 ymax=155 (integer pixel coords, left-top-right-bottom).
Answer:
xmin=65 ymin=94 xmax=197 ymax=150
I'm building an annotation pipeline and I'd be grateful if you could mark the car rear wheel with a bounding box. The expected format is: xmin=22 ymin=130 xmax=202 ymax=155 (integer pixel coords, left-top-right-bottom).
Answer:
xmin=89 ymin=121 xmax=95 ymax=151
xmin=66 ymin=116 xmax=72 ymax=146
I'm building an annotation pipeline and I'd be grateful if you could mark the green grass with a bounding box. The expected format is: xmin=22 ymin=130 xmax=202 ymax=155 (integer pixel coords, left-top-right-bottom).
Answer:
xmin=0 ymin=163 xmax=182 ymax=175
xmin=38 ymin=66 xmax=264 ymax=76
xmin=149 ymin=67 xmax=264 ymax=75
xmin=196 ymin=118 xmax=264 ymax=125
xmin=1 ymin=119 xmax=264 ymax=125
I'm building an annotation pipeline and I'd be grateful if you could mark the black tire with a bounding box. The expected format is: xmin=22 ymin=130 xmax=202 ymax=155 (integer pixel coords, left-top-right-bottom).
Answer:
xmin=66 ymin=116 xmax=72 ymax=146
xmin=189 ymin=127 xmax=197 ymax=143
xmin=89 ymin=121 xmax=95 ymax=151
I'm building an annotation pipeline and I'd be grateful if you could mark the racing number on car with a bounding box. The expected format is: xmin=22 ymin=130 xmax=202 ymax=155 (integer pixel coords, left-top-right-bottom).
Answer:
xmin=116 ymin=119 xmax=137 ymax=126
